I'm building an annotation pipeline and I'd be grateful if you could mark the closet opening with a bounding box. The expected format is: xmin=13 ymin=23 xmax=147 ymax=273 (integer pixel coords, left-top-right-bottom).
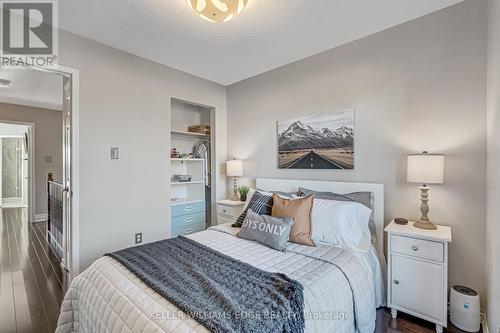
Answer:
xmin=170 ymin=98 xmax=216 ymax=237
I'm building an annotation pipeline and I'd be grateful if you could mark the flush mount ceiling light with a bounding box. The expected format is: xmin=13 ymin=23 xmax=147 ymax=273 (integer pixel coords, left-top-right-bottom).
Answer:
xmin=186 ymin=0 xmax=248 ymax=23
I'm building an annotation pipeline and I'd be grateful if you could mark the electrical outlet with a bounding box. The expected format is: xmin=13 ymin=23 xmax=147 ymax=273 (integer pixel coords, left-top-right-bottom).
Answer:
xmin=135 ymin=232 xmax=142 ymax=244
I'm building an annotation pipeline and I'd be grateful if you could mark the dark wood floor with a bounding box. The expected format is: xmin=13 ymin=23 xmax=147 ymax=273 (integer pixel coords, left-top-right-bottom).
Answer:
xmin=0 ymin=207 xmax=480 ymax=333
xmin=0 ymin=208 xmax=65 ymax=333
xmin=375 ymin=308 xmax=482 ymax=333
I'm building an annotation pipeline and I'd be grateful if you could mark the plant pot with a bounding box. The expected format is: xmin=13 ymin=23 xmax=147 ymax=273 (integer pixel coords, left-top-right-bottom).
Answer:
xmin=240 ymin=194 xmax=247 ymax=202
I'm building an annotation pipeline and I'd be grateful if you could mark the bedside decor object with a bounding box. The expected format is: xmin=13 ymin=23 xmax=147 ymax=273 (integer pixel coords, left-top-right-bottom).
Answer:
xmin=386 ymin=220 xmax=452 ymax=333
xmin=407 ymin=152 xmax=445 ymax=230
xmin=226 ymin=159 xmax=243 ymax=201
xmin=238 ymin=185 xmax=250 ymax=202
xmin=394 ymin=218 xmax=408 ymax=225
xmin=278 ymin=109 xmax=354 ymax=169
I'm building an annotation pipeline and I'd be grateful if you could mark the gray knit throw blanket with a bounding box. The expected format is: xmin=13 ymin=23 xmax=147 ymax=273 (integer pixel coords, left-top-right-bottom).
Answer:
xmin=106 ymin=236 xmax=305 ymax=333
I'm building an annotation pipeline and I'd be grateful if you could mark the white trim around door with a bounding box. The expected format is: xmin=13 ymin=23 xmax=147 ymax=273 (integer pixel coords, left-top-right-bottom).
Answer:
xmin=33 ymin=63 xmax=81 ymax=282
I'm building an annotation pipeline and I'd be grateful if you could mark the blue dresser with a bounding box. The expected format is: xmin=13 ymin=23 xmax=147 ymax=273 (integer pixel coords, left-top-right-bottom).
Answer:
xmin=171 ymin=201 xmax=206 ymax=237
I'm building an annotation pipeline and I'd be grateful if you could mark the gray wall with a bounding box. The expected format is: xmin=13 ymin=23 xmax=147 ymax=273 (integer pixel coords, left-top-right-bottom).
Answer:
xmin=0 ymin=103 xmax=63 ymax=215
xmin=227 ymin=0 xmax=487 ymax=301
xmin=487 ymin=0 xmax=500 ymax=328
xmin=2 ymin=138 xmax=21 ymax=198
xmin=58 ymin=31 xmax=228 ymax=270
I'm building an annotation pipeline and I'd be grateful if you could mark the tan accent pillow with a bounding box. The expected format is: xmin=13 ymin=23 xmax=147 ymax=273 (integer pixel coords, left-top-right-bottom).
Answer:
xmin=271 ymin=194 xmax=315 ymax=247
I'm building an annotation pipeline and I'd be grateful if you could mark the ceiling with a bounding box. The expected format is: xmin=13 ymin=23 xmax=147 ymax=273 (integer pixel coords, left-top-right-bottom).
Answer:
xmin=59 ymin=0 xmax=464 ymax=86
xmin=0 ymin=68 xmax=63 ymax=111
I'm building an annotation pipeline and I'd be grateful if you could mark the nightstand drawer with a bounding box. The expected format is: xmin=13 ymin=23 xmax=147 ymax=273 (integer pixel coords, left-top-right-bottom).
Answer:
xmin=391 ymin=234 xmax=444 ymax=262
xmin=217 ymin=205 xmax=236 ymax=218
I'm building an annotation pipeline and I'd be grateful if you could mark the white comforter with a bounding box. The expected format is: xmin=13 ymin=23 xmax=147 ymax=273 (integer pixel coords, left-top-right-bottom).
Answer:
xmin=57 ymin=224 xmax=384 ymax=333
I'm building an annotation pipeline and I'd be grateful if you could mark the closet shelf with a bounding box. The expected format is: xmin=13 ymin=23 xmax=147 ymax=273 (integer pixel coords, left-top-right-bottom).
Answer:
xmin=171 ymin=158 xmax=204 ymax=162
xmin=171 ymin=181 xmax=204 ymax=185
xmin=170 ymin=198 xmax=204 ymax=206
xmin=171 ymin=130 xmax=210 ymax=138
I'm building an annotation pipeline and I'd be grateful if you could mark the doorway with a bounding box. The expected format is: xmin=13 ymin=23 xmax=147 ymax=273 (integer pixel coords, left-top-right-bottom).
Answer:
xmin=0 ymin=122 xmax=31 ymax=209
xmin=0 ymin=64 xmax=79 ymax=281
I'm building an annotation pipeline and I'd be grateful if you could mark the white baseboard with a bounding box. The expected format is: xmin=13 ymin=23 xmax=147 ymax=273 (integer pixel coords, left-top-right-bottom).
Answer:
xmin=481 ymin=311 xmax=489 ymax=333
xmin=34 ymin=214 xmax=48 ymax=223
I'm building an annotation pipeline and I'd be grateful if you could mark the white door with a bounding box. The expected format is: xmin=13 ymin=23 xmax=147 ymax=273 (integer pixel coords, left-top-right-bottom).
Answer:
xmin=391 ymin=254 xmax=445 ymax=322
xmin=61 ymin=76 xmax=72 ymax=275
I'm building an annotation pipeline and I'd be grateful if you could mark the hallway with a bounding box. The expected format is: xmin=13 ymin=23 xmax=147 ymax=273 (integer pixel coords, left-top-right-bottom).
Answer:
xmin=0 ymin=208 xmax=64 ymax=333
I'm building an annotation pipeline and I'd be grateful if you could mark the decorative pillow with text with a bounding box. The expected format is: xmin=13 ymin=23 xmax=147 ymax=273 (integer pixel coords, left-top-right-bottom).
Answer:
xmin=237 ymin=209 xmax=293 ymax=252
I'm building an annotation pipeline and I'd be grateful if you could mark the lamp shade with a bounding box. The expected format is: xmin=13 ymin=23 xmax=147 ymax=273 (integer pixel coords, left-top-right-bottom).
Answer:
xmin=226 ymin=159 xmax=243 ymax=177
xmin=407 ymin=153 xmax=445 ymax=184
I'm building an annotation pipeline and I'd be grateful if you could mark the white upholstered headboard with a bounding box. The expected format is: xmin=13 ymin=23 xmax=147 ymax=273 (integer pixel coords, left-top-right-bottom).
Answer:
xmin=256 ymin=178 xmax=385 ymax=256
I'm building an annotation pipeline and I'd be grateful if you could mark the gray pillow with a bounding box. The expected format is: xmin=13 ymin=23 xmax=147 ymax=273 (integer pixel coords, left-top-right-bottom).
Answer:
xmin=256 ymin=189 xmax=296 ymax=199
xmin=237 ymin=209 xmax=294 ymax=252
xmin=298 ymin=187 xmax=376 ymax=239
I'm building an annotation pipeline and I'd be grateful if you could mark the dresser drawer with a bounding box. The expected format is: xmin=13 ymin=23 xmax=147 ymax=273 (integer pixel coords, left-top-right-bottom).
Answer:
xmin=171 ymin=201 xmax=205 ymax=217
xmin=217 ymin=204 xmax=236 ymax=218
xmin=172 ymin=222 xmax=205 ymax=237
xmin=172 ymin=212 xmax=205 ymax=229
xmin=391 ymin=234 xmax=444 ymax=262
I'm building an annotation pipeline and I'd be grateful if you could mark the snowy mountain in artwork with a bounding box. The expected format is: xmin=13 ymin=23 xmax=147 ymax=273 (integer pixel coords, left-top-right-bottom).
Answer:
xmin=277 ymin=109 xmax=355 ymax=169
xmin=279 ymin=121 xmax=353 ymax=151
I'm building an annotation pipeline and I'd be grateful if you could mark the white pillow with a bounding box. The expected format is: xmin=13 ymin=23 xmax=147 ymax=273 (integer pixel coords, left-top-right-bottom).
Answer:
xmin=311 ymin=198 xmax=372 ymax=252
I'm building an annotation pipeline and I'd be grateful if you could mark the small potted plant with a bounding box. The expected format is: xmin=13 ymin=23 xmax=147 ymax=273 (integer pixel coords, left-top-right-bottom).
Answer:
xmin=238 ymin=185 xmax=250 ymax=202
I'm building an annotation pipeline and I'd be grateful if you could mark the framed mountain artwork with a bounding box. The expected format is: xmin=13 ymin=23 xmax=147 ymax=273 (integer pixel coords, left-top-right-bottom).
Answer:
xmin=277 ymin=109 xmax=354 ymax=169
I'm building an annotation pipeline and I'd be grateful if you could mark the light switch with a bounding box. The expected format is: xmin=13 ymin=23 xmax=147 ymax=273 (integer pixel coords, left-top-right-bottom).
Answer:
xmin=110 ymin=147 xmax=119 ymax=160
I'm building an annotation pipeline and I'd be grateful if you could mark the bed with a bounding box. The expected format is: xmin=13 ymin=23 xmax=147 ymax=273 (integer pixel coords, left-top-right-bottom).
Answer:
xmin=56 ymin=178 xmax=386 ymax=333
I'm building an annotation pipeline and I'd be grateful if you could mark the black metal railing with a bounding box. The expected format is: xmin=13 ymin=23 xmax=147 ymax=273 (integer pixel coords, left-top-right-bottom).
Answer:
xmin=47 ymin=173 xmax=64 ymax=260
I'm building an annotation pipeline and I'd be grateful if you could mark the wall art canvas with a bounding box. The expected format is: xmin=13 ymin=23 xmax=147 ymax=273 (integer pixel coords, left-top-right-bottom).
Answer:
xmin=277 ymin=109 xmax=354 ymax=169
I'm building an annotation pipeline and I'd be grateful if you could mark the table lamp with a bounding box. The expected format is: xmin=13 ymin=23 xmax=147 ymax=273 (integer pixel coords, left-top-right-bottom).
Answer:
xmin=226 ymin=159 xmax=243 ymax=201
xmin=407 ymin=151 xmax=445 ymax=230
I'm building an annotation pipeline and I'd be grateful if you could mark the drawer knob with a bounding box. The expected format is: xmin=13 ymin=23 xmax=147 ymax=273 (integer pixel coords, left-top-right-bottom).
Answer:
xmin=185 ymin=217 xmax=193 ymax=223
xmin=411 ymin=246 xmax=419 ymax=251
xmin=394 ymin=280 xmax=400 ymax=285
xmin=185 ymin=228 xmax=193 ymax=234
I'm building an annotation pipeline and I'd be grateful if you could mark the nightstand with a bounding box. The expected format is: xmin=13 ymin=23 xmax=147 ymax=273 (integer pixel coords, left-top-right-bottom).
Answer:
xmin=385 ymin=220 xmax=452 ymax=333
xmin=216 ymin=200 xmax=245 ymax=225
